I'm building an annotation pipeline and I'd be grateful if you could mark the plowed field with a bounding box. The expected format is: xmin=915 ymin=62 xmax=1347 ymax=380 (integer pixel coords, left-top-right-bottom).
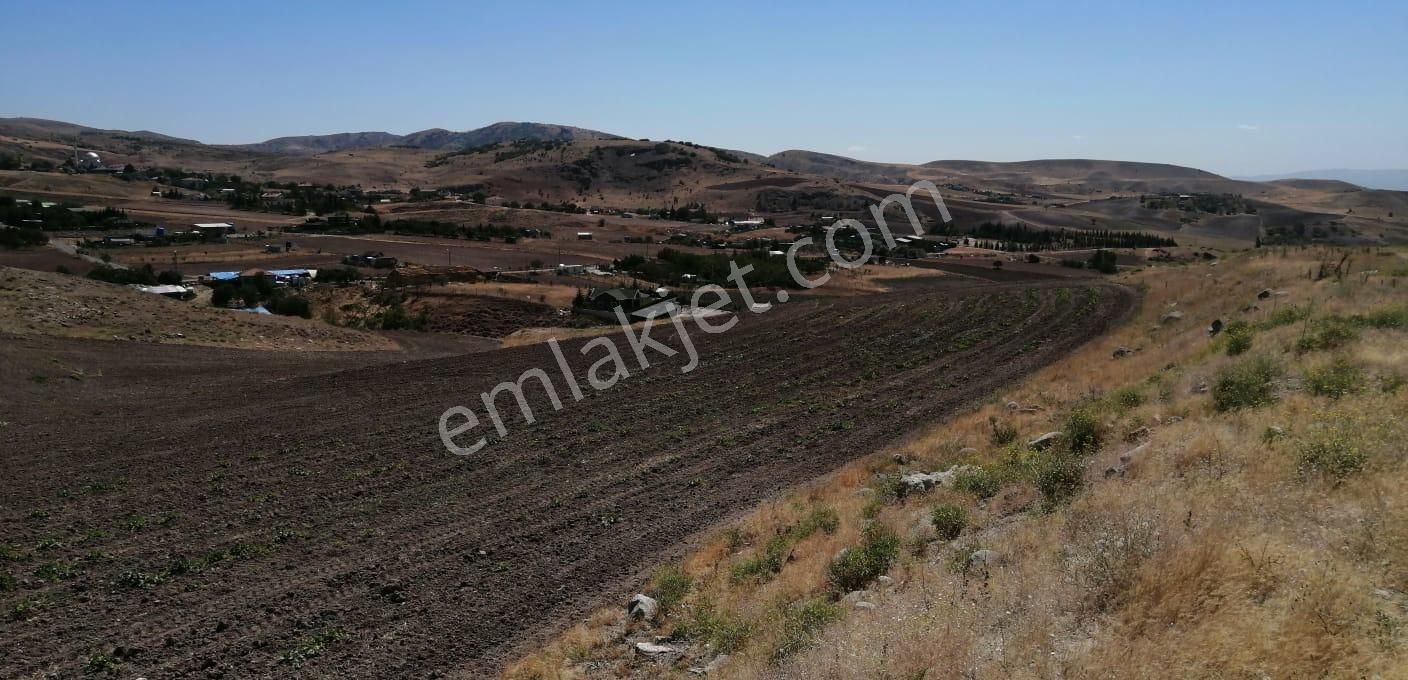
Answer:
xmin=0 ymin=274 xmax=1134 ymax=677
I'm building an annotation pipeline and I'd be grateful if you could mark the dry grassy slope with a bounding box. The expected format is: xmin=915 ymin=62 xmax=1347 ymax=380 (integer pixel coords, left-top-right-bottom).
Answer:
xmin=512 ymin=247 xmax=1408 ymax=679
xmin=0 ymin=267 xmax=394 ymax=351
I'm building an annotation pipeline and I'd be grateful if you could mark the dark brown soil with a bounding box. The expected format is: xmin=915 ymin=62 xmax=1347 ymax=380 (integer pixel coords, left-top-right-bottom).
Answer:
xmin=0 ymin=273 xmax=1135 ymax=678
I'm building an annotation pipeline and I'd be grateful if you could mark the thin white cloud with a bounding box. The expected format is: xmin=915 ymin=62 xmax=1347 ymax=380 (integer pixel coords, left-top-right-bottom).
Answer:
xmin=1238 ymin=124 xmax=1259 ymax=132
xmin=1071 ymin=134 xmax=1085 ymax=141
xmin=846 ymin=145 xmax=866 ymax=152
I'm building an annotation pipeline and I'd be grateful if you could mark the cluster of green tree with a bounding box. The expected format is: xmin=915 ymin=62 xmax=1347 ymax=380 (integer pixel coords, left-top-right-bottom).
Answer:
xmin=210 ymin=278 xmax=310 ymax=318
xmin=615 ymin=247 xmax=826 ymax=288
xmin=651 ymin=202 xmax=714 ymax=222
xmin=1141 ymin=193 xmax=1254 ymax=215
xmin=1058 ymin=250 xmax=1120 ymax=274
xmin=87 ymin=264 xmax=182 ymax=286
xmin=977 ymin=191 xmax=1024 ymax=205
xmin=0 ymin=153 xmax=60 ymax=171
xmin=0 ymin=226 xmax=48 ymax=249
xmin=935 ymin=222 xmax=1176 ymax=251
xmin=1262 ymin=223 xmax=1330 ymax=245
xmin=220 ymin=182 xmax=361 ymax=215
xmin=293 ymin=213 xmax=383 ymax=234
xmin=492 ymin=139 xmax=569 ymax=163
xmin=0 ymin=197 xmax=132 ymax=230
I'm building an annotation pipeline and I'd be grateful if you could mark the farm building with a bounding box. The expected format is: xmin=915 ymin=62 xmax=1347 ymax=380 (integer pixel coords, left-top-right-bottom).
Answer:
xmin=576 ymin=231 xmax=594 ymax=240
xmin=585 ymin=287 xmax=652 ymax=311
xmin=134 ymin=284 xmax=195 ymax=301
xmin=192 ymin=223 xmax=235 ymax=241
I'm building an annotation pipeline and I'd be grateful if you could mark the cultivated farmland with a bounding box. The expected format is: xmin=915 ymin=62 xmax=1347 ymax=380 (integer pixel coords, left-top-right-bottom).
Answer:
xmin=0 ymin=272 xmax=1132 ymax=677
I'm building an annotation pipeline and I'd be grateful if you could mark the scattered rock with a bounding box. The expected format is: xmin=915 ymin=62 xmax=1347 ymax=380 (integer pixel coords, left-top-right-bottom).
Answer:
xmin=1193 ymin=381 xmax=1209 ymax=394
xmin=901 ymin=464 xmax=976 ymax=492
xmin=1028 ymin=431 xmax=1064 ymax=451
xmin=639 ymin=641 xmax=681 ymax=661
xmin=958 ymin=447 xmax=979 ymax=457
xmin=1166 ymin=416 xmax=1184 ymax=424
xmin=690 ymin=654 xmax=731 ymax=675
xmin=1005 ymin=401 xmax=1021 ymax=411
xmin=968 ymin=549 xmax=1004 ymax=568
xmin=1112 ymin=346 xmax=1137 ymax=358
xmin=875 ymin=575 xmax=895 ymax=588
xmin=842 ymin=590 xmax=868 ymax=603
xmin=901 ymin=472 xmax=942 ymax=493
xmin=1208 ymin=319 xmax=1224 ymax=336
xmin=854 ymin=601 xmax=877 ymax=610
xmin=1119 ymin=442 xmax=1150 ymax=465
xmin=892 ymin=453 xmax=911 ymax=466
xmin=1258 ymin=289 xmax=1273 ymax=299
xmin=1160 ymin=310 xmax=1184 ymax=324
xmin=1125 ymin=426 xmax=1151 ymax=443
xmin=627 ymin=594 xmax=659 ymax=621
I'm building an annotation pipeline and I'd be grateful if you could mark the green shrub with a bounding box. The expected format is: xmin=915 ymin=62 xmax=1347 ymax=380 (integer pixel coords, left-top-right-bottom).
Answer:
xmin=1065 ymin=408 xmax=1103 ymax=456
xmin=772 ymin=598 xmax=843 ymax=660
xmin=797 ymin=507 xmax=840 ymax=537
xmin=1306 ymin=358 xmax=1366 ymax=399
xmin=1107 ymin=386 xmax=1145 ymax=411
xmin=1212 ymin=355 xmax=1282 ymax=411
xmin=988 ymin=417 xmax=1018 ymax=446
xmin=826 ymin=523 xmax=900 ymax=593
xmin=1351 ymin=304 xmax=1408 ymax=330
xmin=1298 ymin=420 xmax=1369 ymax=479
xmin=730 ymin=535 xmax=791 ymax=583
xmin=1263 ymin=305 xmax=1310 ymax=329
xmin=1295 ymin=317 xmax=1359 ymax=353
xmin=953 ymin=467 xmax=1000 ymax=499
xmin=681 ymin=599 xmax=751 ymax=653
xmin=651 ymin=566 xmax=692 ymax=615
xmin=1224 ymin=320 xmax=1254 ymax=355
xmin=930 ymin=504 xmax=967 ymax=541
xmin=278 ymin=627 xmax=350 ymax=668
xmin=1035 ymin=455 xmax=1084 ymax=511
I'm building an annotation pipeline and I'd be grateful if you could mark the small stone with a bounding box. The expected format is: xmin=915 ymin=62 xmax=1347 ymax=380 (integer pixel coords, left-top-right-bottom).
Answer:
xmin=628 ymin=594 xmax=659 ymax=620
xmin=968 ymin=549 xmax=1004 ymax=568
xmin=635 ymin=641 xmax=676 ymax=656
xmin=854 ymin=601 xmax=876 ymax=610
xmin=1028 ymin=432 xmax=1064 ymax=451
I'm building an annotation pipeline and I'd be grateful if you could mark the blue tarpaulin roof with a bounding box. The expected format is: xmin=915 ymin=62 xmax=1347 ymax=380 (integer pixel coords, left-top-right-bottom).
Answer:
xmin=268 ymin=269 xmax=310 ymax=277
xmin=209 ymin=271 xmax=239 ymax=281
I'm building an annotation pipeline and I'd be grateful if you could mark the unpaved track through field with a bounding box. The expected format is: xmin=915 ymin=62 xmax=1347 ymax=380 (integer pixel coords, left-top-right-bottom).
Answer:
xmin=0 ymin=276 xmax=1134 ymax=677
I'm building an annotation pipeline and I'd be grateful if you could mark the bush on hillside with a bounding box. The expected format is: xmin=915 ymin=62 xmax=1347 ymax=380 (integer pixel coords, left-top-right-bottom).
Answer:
xmin=1212 ymin=355 xmax=1282 ymax=411
xmin=930 ymin=504 xmax=967 ymax=541
xmin=826 ymin=523 xmax=899 ymax=593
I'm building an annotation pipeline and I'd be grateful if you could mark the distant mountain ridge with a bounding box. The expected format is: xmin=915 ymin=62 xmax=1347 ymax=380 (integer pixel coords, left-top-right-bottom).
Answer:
xmin=234 ymin=122 xmax=627 ymax=154
xmin=1235 ymin=169 xmax=1408 ymax=191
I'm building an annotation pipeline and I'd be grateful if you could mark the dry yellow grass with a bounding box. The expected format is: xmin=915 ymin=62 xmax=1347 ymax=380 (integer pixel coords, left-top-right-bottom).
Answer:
xmin=509 ymin=247 xmax=1408 ymax=679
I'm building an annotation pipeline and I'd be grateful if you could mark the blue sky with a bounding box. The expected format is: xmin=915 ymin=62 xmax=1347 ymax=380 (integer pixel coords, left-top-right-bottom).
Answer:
xmin=1 ymin=0 xmax=1403 ymax=176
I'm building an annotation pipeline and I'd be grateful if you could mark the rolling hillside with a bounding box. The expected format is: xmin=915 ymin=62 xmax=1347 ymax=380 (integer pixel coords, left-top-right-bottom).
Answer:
xmin=3 ymin=116 xmax=1407 ymax=246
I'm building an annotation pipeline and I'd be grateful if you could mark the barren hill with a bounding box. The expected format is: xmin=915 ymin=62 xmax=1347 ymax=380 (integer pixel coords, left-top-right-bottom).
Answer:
xmin=234 ymin=122 xmax=626 ymax=155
